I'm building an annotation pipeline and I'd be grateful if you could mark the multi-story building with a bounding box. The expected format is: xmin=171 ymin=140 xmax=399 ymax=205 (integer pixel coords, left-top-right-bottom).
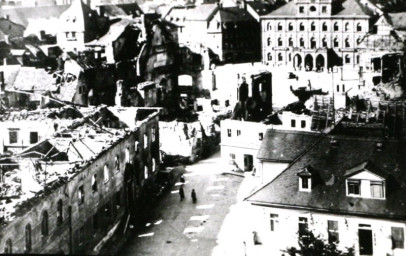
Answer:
xmin=0 ymin=107 xmax=160 ymax=254
xmin=246 ymin=132 xmax=406 ymax=256
xmin=261 ymin=0 xmax=376 ymax=70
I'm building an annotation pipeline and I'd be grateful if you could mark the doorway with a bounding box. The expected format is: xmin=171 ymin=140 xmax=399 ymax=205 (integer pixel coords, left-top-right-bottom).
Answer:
xmin=359 ymin=227 xmax=373 ymax=255
xmin=244 ymin=154 xmax=253 ymax=172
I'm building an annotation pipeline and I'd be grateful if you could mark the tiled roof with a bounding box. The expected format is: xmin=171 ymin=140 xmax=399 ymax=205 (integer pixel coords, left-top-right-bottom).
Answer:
xmin=101 ymin=3 xmax=143 ymax=17
xmin=7 ymin=67 xmax=57 ymax=92
xmin=247 ymin=135 xmax=406 ymax=220
xmin=219 ymin=7 xmax=255 ymax=22
xmin=264 ymin=0 xmax=371 ymax=17
xmin=0 ymin=5 xmax=69 ymax=27
xmin=388 ymin=12 xmax=406 ymax=30
xmin=257 ymin=129 xmax=322 ymax=162
xmin=87 ymin=18 xmax=133 ymax=45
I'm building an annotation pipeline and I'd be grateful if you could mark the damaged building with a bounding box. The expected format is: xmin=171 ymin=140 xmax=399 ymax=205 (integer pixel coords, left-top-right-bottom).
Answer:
xmin=0 ymin=106 xmax=160 ymax=254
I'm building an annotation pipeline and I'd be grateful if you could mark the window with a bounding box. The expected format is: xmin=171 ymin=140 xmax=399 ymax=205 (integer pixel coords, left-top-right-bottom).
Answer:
xmin=334 ymin=22 xmax=339 ymax=31
xmin=310 ymin=37 xmax=316 ymax=49
xmin=144 ymin=166 xmax=148 ymax=179
xmin=237 ymin=130 xmax=241 ymax=136
xmin=300 ymin=38 xmax=304 ymax=47
xmin=310 ymin=5 xmax=316 ymax=12
xmin=370 ymin=181 xmax=384 ymax=198
xmin=347 ymin=180 xmax=360 ymax=195
xmin=288 ymin=22 xmax=293 ymax=31
xmin=230 ymin=153 xmax=235 ymax=160
xmin=270 ymin=214 xmax=278 ymax=231
xmin=278 ymin=22 xmax=282 ymax=31
xmin=299 ymin=22 xmax=304 ymax=31
xmin=267 ymin=53 xmax=272 ymax=61
xmin=334 ymin=38 xmax=339 ymax=47
xmin=144 ymin=134 xmax=148 ymax=149
xmin=259 ymin=132 xmax=264 ymax=141
xmin=227 ymin=129 xmax=232 ymax=137
xmin=125 ymin=147 xmax=130 ymax=163
xmin=9 ymin=130 xmax=18 ymax=144
xmin=25 ymin=224 xmax=32 ymax=253
xmin=337 ymin=84 xmax=340 ymax=92
xmin=322 ymin=38 xmax=327 ymax=47
xmin=4 ymin=238 xmax=12 ymax=254
xmin=345 ymin=38 xmax=350 ymax=48
xmin=135 ymin=142 xmax=139 ymax=154
xmin=356 ymin=55 xmax=360 ymax=64
xmin=115 ymin=156 xmax=120 ymax=172
xmin=57 ymin=199 xmax=63 ymax=225
xmin=92 ymin=174 xmax=97 ymax=193
xmin=152 ymin=127 xmax=156 ymax=142
xmin=267 ymin=22 xmax=271 ymax=31
xmin=342 ymin=84 xmax=345 ymax=92
xmin=41 ymin=210 xmax=49 ymax=236
xmin=310 ymin=22 xmax=315 ymax=31
xmin=278 ymin=38 xmax=282 ymax=47
xmin=291 ymin=119 xmax=296 ymax=127
xmin=104 ymin=165 xmax=110 ymax=183
xmin=357 ymin=23 xmax=362 ymax=32
xmin=278 ymin=53 xmax=283 ymax=61
xmin=392 ymin=227 xmax=404 ymax=249
xmin=267 ymin=37 xmax=271 ymax=46
xmin=152 ymin=158 xmax=157 ymax=172
xmin=30 ymin=131 xmax=38 ymax=144
xmin=322 ymin=6 xmax=327 ymax=13
xmin=322 ymin=22 xmax=327 ymax=31
xmin=298 ymin=217 xmax=308 ymax=237
xmin=356 ymin=37 xmax=362 ymax=45
xmin=301 ymin=177 xmax=309 ymax=189
xmin=328 ymin=220 xmax=339 ymax=243
xmin=345 ymin=55 xmax=351 ymax=64
xmin=299 ymin=6 xmax=304 ymax=13
xmin=301 ymin=120 xmax=306 ymax=128
xmin=345 ymin=22 xmax=349 ymax=31
xmin=289 ymin=38 xmax=293 ymax=47
xmin=78 ymin=185 xmax=84 ymax=205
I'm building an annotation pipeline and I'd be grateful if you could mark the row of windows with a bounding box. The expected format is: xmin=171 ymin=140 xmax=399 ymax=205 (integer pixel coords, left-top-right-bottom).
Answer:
xmin=8 ymin=130 xmax=38 ymax=144
xmin=267 ymin=52 xmax=359 ymax=65
xmin=226 ymin=129 xmax=264 ymax=141
xmin=266 ymin=21 xmax=363 ymax=32
xmin=269 ymin=215 xmax=404 ymax=249
xmin=267 ymin=37 xmax=362 ymax=48
xmin=4 ymin=191 xmax=123 ymax=254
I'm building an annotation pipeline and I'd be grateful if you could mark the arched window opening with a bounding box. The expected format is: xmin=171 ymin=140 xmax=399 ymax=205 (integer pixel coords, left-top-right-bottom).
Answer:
xmin=289 ymin=38 xmax=293 ymax=47
xmin=300 ymin=38 xmax=304 ymax=47
xmin=25 ymin=224 xmax=32 ymax=253
xmin=267 ymin=37 xmax=271 ymax=46
xmin=345 ymin=22 xmax=349 ymax=31
xmin=322 ymin=22 xmax=327 ymax=31
xmin=345 ymin=38 xmax=350 ymax=48
xmin=357 ymin=23 xmax=362 ymax=32
xmin=278 ymin=53 xmax=283 ymax=61
xmin=333 ymin=38 xmax=339 ymax=47
xmin=41 ymin=210 xmax=49 ymax=236
xmin=311 ymin=22 xmax=315 ymax=31
xmin=278 ymin=22 xmax=282 ymax=31
xmin=334 ymin=22 xmax=339 ymax=31
xmin=144 ymin=166 xmax=149 ymax=179
xmin=104 ymin=165 xmax=110 ymax=183
xmin=278 ymin=38 xmax=283 ymax=47
xmin=299 ymin=22 xmax=305 ymax=31
xmin=57 ymin=199 xmax=63 ymax=225
xmin=267 ymin=53 xmax=272 ymax=61
xmin=115 ymin=155 xmax=120 ymax=172
xmin=92 ymin=174 xmax=98 ymax=193
xmin=288 ymin=22 xmax=293 ymax=31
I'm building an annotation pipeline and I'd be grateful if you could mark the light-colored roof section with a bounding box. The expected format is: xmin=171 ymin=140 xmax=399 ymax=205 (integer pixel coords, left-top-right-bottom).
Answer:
xmin=165 ymin=4 xmax=218 ymax=23
xmin=0 ymin=5 xmax=69 ymax=27
xmin=8 ymin=67 xmax=57 ymax=92
xmin=388 ymin=12 xmax=406 ymax=30
xmin=107 ymin=106 xmax=138 ymax=129
xmin=87 ymin=18 xmax=133 ymax=45
xmin=264 ymin=0 xmax=371 ymax=17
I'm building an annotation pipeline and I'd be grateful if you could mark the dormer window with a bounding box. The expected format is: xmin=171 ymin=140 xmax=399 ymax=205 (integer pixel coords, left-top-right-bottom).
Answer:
xmin=347 ymin=180 xmax=360 ymax=195
xmin=345 ymin=161 xmax=386 ymax=199
xmin=298 ymin=167 xmax=312 ymax=192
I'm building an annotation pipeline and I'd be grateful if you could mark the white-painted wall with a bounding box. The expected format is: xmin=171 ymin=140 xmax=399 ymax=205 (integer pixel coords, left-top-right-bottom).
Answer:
xmin=246 ymin=204 xmax=406 ymax=256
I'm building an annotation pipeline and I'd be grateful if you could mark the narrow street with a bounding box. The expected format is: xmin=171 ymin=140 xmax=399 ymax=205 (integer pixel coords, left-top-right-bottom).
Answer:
xmin=118 ymin=152 xmax=258 ymax=256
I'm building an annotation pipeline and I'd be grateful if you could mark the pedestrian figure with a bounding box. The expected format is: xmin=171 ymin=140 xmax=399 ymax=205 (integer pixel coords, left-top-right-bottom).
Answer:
xmin=253 ymin=231 xmax=262 ymax=245
xmin=180 ymin=175 xmax=185 ymax=183
xmin=191 ymin=189 xmax=197 ymax=204
xmin=179 ymin=185 xmax=185 ymax=201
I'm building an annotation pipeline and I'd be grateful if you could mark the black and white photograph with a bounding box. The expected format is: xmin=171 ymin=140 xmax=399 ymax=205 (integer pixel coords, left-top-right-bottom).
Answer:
xmin=0 ymin=0 xmax=404 ymax=255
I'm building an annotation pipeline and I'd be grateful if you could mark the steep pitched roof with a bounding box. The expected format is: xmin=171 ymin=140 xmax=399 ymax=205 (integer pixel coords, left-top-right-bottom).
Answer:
xmin=219 ymin=7 xmax=255 ymax=22
xmin=388 ymin=12 xmax=406 ymax=30
xmin=0 ymin=5 xmax=69 ymax=27
xmin=247 ymin=135 xmax=406 ymax=220
xmin=257 ymin=130 xmax=322 ymax=162
xmin=263 ymin=0 xmax=372 ymax=17
xmin=187 ymin=4 xmax=218 ymax=21
xmin=87 ymin=18 xmax=133 ymax=45
xmin=7 ymin=67 xmax=56 ymax=92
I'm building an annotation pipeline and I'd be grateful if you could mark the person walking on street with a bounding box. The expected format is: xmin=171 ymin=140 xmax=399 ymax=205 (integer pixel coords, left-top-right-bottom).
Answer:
xmin=179 ymin=185 xmax=185 ymax=201
xmin=191 ymin=189 xmax=197 ymax=204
